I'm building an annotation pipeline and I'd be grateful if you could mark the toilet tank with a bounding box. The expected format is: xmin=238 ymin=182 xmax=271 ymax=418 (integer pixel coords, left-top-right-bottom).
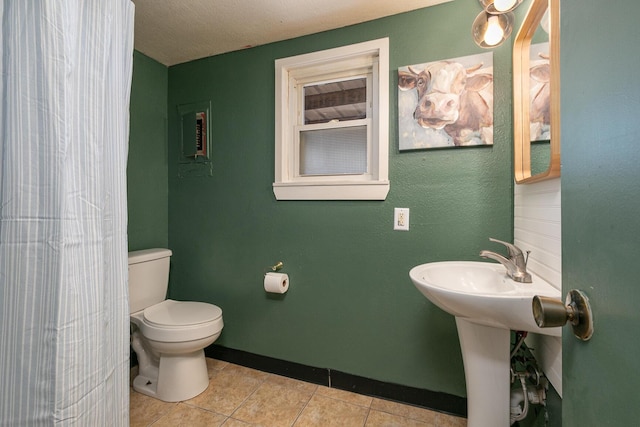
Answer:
xmin=128 ymin=248 xmax=172 ymax=314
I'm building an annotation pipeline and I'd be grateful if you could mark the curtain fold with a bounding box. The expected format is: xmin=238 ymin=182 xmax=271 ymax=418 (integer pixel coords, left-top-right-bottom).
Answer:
xmin=0 ymin=1 xmax=134 ymax=425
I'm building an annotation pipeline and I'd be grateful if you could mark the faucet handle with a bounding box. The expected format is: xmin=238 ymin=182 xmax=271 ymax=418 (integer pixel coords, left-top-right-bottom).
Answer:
xmin=488 ymin=238 xmax=522 ymax=260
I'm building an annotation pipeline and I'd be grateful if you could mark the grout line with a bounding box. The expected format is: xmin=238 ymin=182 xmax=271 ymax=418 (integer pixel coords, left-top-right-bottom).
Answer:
xmin=290 ymin=393 xmax=312 ymax=427
xmin=362 ymin=407 xmax=371 ymax=427
xmin=227 ymin=367 xmax=270 ymax=421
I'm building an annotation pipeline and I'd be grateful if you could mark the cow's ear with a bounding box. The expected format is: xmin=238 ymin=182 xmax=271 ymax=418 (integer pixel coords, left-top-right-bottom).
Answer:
xmin=530 ymin=64 xmax=550 ymax=82
xmin=398 ymin=71 xmax=417 ymax=90
xmin=465 ymin=74 xmax=492 ymax=92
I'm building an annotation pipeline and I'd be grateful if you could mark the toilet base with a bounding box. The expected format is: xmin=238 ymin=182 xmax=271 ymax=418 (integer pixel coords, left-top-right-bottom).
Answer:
xmin=133 ymin=349 xmax=209 ymax=402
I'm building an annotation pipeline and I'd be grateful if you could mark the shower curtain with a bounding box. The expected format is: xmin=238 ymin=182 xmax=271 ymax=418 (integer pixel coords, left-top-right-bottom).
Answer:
xmin=0 ymin=1 xmax=134 ymax=425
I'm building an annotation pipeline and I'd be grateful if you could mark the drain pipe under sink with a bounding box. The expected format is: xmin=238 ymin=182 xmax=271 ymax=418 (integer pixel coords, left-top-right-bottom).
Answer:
xmin=510 ymin=373 xmax=547 ymax=425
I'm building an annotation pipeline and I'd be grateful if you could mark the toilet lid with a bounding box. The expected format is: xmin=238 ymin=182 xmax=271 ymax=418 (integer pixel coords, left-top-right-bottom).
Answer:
xmin=143 ymin=300 xmax=222 ymax=327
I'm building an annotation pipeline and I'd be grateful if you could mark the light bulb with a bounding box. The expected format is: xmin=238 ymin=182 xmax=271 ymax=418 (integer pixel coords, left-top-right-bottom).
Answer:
xmin=484 ymin=15 xmax=504 ymax=46
xmin=540 ymin=8 xmax=550 ymax=34
xmin=494 ymin=0 xmax=517 ymax=12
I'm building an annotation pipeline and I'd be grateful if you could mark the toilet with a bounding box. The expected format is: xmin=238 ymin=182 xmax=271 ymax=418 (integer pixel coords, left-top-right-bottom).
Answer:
xmin=128 ymin=248 xmax=223 ymax=402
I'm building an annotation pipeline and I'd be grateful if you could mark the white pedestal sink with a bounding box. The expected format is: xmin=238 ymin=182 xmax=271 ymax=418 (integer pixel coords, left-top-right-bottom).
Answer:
xmin=409 ymin=261 xmax=561 ymax=427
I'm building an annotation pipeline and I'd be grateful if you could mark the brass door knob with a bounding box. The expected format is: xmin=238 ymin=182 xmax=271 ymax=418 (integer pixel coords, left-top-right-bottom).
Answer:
xmin=532 ymin=289 xmax=594 ymax=341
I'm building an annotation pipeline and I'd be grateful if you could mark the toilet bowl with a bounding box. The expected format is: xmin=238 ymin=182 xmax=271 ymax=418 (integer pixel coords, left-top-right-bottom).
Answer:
xmin=129 ymin=249 xmax=224 ymax=402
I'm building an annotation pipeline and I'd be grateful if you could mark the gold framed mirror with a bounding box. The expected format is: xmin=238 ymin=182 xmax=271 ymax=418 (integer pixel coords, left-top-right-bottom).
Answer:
xmin=513 ymin=0 xmax=560 ymax=183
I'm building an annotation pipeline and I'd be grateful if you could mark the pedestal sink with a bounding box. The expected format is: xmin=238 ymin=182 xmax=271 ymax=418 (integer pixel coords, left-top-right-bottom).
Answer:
xmin=409 ymin=261 xmax=561 ymax=427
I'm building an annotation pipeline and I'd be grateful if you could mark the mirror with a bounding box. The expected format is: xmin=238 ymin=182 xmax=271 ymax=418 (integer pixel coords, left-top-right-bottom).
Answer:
xmin=513 ymin=0 xmax=560 ymax=183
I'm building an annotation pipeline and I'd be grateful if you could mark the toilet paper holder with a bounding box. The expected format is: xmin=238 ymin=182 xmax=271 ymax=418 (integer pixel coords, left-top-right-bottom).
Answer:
xmin=266 ymin=261 xmax=283 ymax=273
xmin=532 ymin=289 xmax=594 ymax=341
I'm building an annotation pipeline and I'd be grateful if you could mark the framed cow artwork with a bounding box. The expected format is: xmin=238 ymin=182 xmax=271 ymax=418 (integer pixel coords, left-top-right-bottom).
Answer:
xmin=398 ymin=52 xmax=493 ymax=150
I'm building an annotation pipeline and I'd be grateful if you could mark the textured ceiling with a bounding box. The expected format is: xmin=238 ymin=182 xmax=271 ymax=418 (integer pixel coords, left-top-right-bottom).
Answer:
xmin=131 ymin=0 xmax=453 ymax=66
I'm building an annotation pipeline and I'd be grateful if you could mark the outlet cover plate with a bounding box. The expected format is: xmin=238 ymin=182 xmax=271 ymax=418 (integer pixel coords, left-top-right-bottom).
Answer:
xmin=394 ymin=208 xmax=410 ymax=231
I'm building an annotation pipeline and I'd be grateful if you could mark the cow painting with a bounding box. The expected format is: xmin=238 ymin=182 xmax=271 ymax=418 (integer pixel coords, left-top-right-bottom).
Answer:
xmin=398 ymin=52 xmax=493 ymax=150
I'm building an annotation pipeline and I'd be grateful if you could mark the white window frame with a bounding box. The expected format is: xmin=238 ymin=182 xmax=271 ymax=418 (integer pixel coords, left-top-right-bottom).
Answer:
xmin=273 ymin=38 xmax=390 ymax=200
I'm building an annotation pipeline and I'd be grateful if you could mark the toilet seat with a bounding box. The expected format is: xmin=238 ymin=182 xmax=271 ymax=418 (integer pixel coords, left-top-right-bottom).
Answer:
xmin=131 ymin=299 xmax=223 ymax=343
xmin=144 ymin=300 xmax=222 ymax=327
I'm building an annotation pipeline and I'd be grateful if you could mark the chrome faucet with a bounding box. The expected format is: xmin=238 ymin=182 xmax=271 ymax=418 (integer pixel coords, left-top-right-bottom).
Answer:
xmin=479 ymin=238 xmax=532 ymax=283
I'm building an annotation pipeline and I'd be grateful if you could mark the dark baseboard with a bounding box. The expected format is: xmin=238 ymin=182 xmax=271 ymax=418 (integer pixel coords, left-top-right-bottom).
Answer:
xmin=206 ymin=345 xmax=328 ymax=386
xmin=205 ymin=344 xmax=467 ymax=418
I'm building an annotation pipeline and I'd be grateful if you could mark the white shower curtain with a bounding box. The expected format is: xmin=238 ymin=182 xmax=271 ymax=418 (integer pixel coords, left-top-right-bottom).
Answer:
xmin=0 ymin=1 xmax=134 ymax=425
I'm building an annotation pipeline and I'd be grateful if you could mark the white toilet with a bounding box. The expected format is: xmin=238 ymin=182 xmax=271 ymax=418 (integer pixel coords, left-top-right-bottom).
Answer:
xmin=128 ymin=248 xmax=223 ymax=402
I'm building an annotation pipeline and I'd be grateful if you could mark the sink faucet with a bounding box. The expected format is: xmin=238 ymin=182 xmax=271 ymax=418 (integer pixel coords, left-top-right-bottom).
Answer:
xmin=479 ymin=238 xmax=532 ymax=283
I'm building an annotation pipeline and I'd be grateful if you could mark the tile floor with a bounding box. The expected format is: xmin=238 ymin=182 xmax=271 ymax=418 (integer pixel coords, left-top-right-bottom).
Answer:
xmin=130 ymin=358 xmax=467 ymax=427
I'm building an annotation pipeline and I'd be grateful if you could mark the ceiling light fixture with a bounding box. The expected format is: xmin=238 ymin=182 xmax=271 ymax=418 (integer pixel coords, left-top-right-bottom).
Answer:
xmin=479 ymin=0 xmax=523 ymax=14
xmin=472 ymin=0 xmax=522 ymax=49
xmin=472 ymin=10 xmax=514 ymax=48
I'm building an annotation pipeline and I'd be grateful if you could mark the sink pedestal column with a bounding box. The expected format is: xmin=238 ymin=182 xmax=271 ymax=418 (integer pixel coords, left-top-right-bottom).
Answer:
xmin=455 ymin=318 xmax=510 ymax=427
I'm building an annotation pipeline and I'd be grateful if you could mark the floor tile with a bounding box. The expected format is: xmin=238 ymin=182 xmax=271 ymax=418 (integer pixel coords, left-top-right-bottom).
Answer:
xmin=207 ymin=357 xmax=229 ymax=374
xmin=222 ymin=418 xmax=253 ymax=427
xmin=294 ymin=394 xmax=369 ymax=427
xmin=222 ymin=362 xmax=271 ymax=382
xmin=435 ymin=413 xmax=467 ymax=427
xmin=185 ymin=368 xmax=263 ymax=416
xmin=231 ymin=382 xmax=311 ymax=427
xmin=370 ymin=398 xmax=438 ymax=424
xmin=130 ymin=358 xmax=467 ymax=427
xmin=365 ymin=409 xmax=434 ymax=427
xmin=266 ymin=372 xmax=318 ymax=398
xmin=316 ymin=385 xmax=373 ymax=407
xmin=151 ymin=403 xmax=226 ymax=426
xmin=129 ymin=388 xmax=177 ymax=427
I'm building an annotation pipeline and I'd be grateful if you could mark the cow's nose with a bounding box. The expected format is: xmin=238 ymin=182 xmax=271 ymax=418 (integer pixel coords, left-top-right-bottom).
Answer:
xmin=444 ymin=99 xmax=456 ymax=111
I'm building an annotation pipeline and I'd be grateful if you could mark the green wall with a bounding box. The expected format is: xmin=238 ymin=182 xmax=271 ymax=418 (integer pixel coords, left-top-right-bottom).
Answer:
xmin=128 ymin=51 xmax=169 ymax=250
xmin=561 ymin=0 xmax=640 ymax=425
xmin=164 ymin=1 xmax=514 ymax=397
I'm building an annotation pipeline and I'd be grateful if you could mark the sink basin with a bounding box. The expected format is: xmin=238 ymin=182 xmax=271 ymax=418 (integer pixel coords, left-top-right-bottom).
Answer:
xmin=410 ymin=261 xmax=561 ymax=336
xmin=410 ymin=261 xmax=562 ymax=426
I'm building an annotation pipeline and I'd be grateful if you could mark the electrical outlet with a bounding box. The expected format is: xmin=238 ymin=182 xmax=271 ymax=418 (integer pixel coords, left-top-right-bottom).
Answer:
xmin=394 ymin=208 xmax=410 ymax=231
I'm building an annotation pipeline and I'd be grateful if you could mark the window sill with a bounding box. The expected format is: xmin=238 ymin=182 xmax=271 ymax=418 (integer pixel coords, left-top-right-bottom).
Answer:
xmin=273 ymin=181 xmax=390 ymax=201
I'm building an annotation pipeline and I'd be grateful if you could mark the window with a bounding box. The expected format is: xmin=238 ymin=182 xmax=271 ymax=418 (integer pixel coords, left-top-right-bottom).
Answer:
xmin=273 ymin=38 xmax=389 ymax=200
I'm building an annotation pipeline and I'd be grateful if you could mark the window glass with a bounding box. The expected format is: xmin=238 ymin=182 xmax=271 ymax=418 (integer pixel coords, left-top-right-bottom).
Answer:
xmin=303 ymin=78 xmax=367 ymax=124
xmin=299 ymin=126 xmax=367 ymax=175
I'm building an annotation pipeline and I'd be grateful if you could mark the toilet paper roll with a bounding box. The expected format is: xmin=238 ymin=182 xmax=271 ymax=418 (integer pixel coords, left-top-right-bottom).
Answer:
xmin=264 ymin=272 xmax=289 ymax=294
